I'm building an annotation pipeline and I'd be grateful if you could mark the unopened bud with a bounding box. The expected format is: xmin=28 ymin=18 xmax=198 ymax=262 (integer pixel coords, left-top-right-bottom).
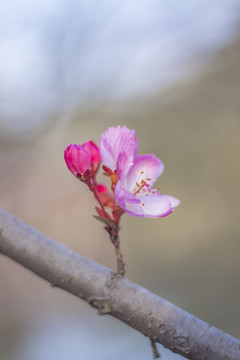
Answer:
xmin=64 ymin=144 xmax=91 ymax=178
xmin=82 ymin=141 xmax=101 ymax=171
xmin=97 ymin=184 xmax=113 ymax=207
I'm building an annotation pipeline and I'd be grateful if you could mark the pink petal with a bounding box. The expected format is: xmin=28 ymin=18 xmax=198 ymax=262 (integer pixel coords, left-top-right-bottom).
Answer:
xmin=99 ymin=126 xmax=138 ymax=170
xmin=115 ymin=182 xmax=148 ymax=217
xmin=64 ymin=144 xmax=91 ymax=177
xmin=116 ymin=151 xmax=133 ymax=188
xmin=139 ymin=193 xmax=172 ymax=218
xmin=82 ymin=141 xmax=101 ymax=171
xmin=125 ymin=202 xmax=144 ymax=217
xmin=126 ymin=154 xmax=164 ymax=192
xmin=162 ymin=195 xmax=180 ymax=208
xmin=115 ymin=182 xmax=140 ymax=205
xmin=115 ymin=181 xmax=142 ymax=215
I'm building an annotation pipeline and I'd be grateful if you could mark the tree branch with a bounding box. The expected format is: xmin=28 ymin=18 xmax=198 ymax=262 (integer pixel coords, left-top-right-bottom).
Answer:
xmin=0 ymin=207 xmax=239 ymax=360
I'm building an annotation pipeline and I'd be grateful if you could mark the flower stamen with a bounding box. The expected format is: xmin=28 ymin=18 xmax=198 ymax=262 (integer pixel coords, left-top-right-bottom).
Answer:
xmin=133 ymin=179 xmax=148 ymax=195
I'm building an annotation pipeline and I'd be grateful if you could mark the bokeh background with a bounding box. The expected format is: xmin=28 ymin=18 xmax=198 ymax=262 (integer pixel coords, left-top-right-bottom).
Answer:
xmin=1 ymin=1 xmax=240 ymax=359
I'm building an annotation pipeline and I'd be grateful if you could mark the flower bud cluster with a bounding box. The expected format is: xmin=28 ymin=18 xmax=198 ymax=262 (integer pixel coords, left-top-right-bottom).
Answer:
xmin=64 ymin=141 xmax=100 ymax=179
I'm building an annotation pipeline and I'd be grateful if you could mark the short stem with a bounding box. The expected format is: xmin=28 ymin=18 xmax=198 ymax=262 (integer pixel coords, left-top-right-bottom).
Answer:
xmin=111 ymin=183 xmax=117 ymax=211
xmin=109 ymin=227 xmax=125 ymax=277
xmin=150 ymin=339 xmax=160 ymax=359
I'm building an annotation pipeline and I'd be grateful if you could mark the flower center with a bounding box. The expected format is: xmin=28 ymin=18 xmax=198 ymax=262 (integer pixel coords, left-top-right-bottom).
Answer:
xmin=132 ymin=171 xmax=152 ymax=195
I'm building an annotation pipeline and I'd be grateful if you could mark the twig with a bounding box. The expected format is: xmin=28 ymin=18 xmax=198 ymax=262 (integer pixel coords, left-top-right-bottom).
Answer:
xmin=0 ymin=207 xmax=240 ymax=360
xmin=108 ymin=226 xmax=125 ymax=277
xmin=150 ymin=339 xmax=160 ymax=358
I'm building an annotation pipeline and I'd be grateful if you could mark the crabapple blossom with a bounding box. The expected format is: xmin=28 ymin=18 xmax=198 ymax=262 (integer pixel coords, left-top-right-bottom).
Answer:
xmin=115 ymin=151 xmax=180 ymax=218
xmin=99 ymin=125 xmax=138 ymax=171
xmin=64 ymin=125 xmax=180 ymax=277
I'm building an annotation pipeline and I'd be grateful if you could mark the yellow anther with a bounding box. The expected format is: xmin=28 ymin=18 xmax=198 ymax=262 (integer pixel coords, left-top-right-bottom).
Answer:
xmin=136 ymin=182 xmax=140 ymax=187
xmin=156 ymin=187 xmax=160 ymax=190
xmin=152 ymin=191 xmax=155 ymax=194
xmin=142 ymin=203 xmax=145 ymax=206
xmin=141 ymin=171 xmax=144 ymax=174
xmin=146 ymin=178 xmax=151 ymax=181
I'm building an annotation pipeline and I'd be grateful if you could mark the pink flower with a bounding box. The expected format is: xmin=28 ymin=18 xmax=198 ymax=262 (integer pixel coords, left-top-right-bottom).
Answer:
xmin=64 ymin=144 xmax=91 ymax=178
xmin=115 ymin=152 xmax=180 ymax=218
xmin=82 ymin=141 xmax=101 ymax=171
xmin=99 ymin=125 xmax=138 ymax=171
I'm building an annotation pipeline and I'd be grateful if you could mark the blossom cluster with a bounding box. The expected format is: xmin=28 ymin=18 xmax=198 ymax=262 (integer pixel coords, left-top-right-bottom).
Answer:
xmin=64 ymin=126 xmax=179 ymax=226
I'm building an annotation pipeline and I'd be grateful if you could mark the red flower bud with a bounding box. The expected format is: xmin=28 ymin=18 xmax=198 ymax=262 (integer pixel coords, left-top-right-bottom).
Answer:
xmin=82 ymin=141 xmax=101 ymax=171
xmin=64 ymin=144 xmax=91 ymax=177
xmin=97 ymin=184 xmax=113 ymax=207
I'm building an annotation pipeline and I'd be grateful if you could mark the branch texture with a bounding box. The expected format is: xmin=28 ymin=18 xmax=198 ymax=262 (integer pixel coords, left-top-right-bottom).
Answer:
xmin=0 ymin=207 xmax=239 ymax=360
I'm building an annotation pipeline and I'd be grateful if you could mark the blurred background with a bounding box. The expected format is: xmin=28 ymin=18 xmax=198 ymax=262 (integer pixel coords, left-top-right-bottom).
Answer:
xmin=1 ymin=1 xmax=240 ymax=359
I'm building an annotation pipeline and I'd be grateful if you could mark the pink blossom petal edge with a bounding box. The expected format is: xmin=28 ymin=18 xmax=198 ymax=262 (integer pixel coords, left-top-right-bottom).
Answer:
xmin=140 ymin=192 xmax=179 ymax=218
xmin=162 ymin=195 xmax=180 ymax=208
xmin=99 ymin=125 xmax=138 ymax=170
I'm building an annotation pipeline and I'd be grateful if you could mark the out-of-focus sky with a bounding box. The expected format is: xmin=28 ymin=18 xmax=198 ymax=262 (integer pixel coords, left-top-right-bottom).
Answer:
xmin=0 ymin=0 xmax=240 ymax=135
